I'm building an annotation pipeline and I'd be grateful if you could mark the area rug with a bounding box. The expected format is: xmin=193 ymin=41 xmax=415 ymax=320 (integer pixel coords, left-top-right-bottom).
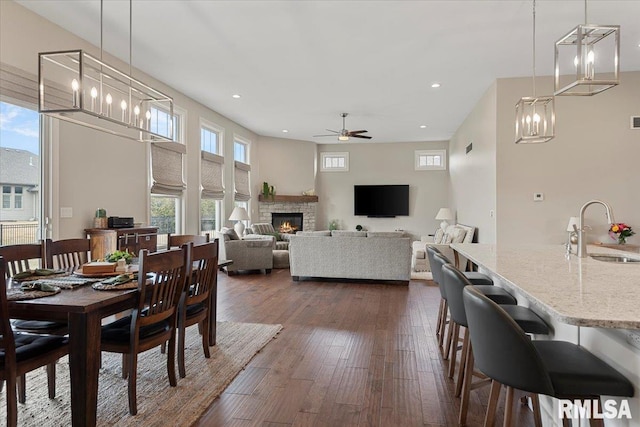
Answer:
xmin=1 ymin=321 xmax=282 ymax=426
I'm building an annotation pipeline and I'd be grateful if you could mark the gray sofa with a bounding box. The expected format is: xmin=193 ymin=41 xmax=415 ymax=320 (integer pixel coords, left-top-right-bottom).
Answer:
xmin=288 ymin=230 xmax=412 ymax=284
xmin=214 ymin=229 xmax=275 ymax=274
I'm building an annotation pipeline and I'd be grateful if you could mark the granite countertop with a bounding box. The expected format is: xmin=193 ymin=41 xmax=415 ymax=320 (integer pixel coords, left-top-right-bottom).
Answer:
xmin=450 ymin=243 xmax=640 ymax=329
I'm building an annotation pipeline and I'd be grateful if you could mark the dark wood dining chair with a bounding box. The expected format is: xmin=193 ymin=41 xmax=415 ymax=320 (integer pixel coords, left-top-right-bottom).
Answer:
xmin=167 ymin=233 xmax=210 ymax=249
xmin=44 ymin=238 xmax=91 ymax=270
xmin=118 ymin=233 xmax=141 ymax=256
xmin=100 ymin=246 xmax=189 ymax=415
xmin=177 ymin=240 xmax=218 ymax=378
xmin=0 ymin=257 xmax=69 ymax=427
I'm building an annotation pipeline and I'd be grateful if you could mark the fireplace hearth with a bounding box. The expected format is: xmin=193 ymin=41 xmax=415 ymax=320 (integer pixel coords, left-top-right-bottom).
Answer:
xmin=272 ymin=213 xmax=303 ymax=234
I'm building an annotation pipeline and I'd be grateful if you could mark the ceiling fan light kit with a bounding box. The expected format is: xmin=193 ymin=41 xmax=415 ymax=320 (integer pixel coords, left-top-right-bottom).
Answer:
xmin=313 ymin=113 xmax=372 ymax=141
xmin=515 ymin=0 xmax=555 ymax=144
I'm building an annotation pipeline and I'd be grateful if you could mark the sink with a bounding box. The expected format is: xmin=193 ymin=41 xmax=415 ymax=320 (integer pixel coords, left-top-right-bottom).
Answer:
xmin=590 ymin=254 xmax=640 ymax=263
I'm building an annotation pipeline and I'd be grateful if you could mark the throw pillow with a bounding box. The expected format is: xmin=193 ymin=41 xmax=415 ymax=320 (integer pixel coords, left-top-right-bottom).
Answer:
xmin=450 ymin=226 xmax=467 ymax=244
xmin=221 ymin=227 xmax=240 ymax=241
xmin=434 ymin=228 xmax=445 ymax=244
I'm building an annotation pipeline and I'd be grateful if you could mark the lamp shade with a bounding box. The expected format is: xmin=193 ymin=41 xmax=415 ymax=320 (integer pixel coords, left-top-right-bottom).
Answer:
xmin=566 ymin=216 xmax=580 ymax=232
xmin=435 ymin=208 xmax=454 ymax=221
xmin=229 ymin=206 xmax=250 ymax=221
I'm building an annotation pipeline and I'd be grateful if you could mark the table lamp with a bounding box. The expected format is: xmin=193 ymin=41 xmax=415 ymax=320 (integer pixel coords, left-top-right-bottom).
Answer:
xmin=229 ymin=206 xmax=250 ymax=237
xmin=435 ymin=208 xmax=454 ymax=231
xmin=566 ymin=216 xmax=579 ymax=244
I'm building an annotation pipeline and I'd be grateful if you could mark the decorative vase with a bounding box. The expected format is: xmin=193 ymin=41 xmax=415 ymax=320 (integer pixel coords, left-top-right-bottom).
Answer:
xmin=618 ymin=236 xmax=627 ymax=245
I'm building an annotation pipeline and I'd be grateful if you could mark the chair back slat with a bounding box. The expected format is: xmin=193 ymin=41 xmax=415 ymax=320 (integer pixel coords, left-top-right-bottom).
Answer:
xmin=0 ymin=258 xmax=18 ymax=381
xmin=187 ymin=240 xmax=219 ymax=306
xmin=136 ymin=247 xmax=188 ymax=328
xmin=167 ymin=233 xmax=210 ymax=249
xmin=45 ymin=238 xmax=91 ymax=270
xmin=0 ymin=243 xmax=44 ymax=278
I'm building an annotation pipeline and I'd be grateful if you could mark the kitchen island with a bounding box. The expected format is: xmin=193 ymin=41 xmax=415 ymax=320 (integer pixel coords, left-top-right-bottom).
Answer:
xmin=451 ymin=243 xmax=640 ymax=425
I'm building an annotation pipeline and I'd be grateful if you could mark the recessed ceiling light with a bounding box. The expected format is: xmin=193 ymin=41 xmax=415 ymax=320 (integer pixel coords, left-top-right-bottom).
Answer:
xmin=282 ymin=129 xmax=289 ymax=133
xmin=431 ymin=83 xmax=441 ymax=88
xmin=419 ymin=125 xmax=427 ymax=129
xmin=232 ymin=94 xmax=241 ymax=99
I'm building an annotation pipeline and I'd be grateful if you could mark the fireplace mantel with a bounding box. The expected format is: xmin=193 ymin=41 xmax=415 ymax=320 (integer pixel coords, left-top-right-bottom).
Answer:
xmin=258 ymin=194 xmax=318 ymax=203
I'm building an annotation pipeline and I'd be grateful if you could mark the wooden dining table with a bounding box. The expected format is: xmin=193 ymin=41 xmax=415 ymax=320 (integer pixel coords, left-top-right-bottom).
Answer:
xmin=7 ymin=279 xmax=138 ymax=426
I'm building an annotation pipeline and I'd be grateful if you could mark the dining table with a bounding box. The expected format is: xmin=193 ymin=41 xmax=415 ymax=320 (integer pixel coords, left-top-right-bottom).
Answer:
xmin=6 ymin=262 xmax=223 ymax=427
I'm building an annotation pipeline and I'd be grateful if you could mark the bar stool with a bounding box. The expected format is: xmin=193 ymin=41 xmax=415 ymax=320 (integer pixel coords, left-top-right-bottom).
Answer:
xmin=463 ymin=285 xmax=633 ymax=427
xmin=427 ymin=246 xmax=495 ymax=355
xmin=442 ymin=263 xmax=549 ymax=426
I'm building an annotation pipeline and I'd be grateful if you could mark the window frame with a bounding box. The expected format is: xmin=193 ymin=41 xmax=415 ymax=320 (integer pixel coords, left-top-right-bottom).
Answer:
xmin=320 ymin=152 xmax=350 ymax=172
xmin=233 ymin=135 xmax=250 ymax=164
xmin=415 ymin=149 xmax=447 ymax=171
xmin=200 ymin=118 xmax=225 ymax=233
xmin=200 ymin=119 xmax=224 ymax=155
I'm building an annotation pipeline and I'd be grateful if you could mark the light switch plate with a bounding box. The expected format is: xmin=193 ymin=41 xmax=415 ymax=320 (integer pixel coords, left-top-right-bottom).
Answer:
xmin=60 ymin=207 xmax=73 ymax=218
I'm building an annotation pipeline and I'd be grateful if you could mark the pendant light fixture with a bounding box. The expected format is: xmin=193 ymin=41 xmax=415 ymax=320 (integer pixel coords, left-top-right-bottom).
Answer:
xmin=38 ymin=0 xmax=174 ymax=142
xmin=515 ymin=0 xmax=555 ymax=144
xmin=554 ymin=0 xmax=620 ymax=96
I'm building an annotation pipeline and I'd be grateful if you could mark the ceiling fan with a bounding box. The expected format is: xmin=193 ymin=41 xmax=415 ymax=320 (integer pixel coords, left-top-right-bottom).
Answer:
xmin=313 ymin=113 xmax=372 ymax=141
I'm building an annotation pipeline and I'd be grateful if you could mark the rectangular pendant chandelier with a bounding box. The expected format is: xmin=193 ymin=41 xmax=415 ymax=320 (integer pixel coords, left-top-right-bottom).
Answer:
xmin=39 ymin=49 xmax=174 ymax=142
xmin=554 ymin=24 xmax=620 ymax=96
xmin=515 ymin=96 xmax=555 ymax=144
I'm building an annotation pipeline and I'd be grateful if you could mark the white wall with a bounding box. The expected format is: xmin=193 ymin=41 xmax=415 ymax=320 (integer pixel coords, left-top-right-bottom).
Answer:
xmin=0 ymin=1 xmax=259 ymax=238
xmin=449 ymin=82 xmax=498 ymax=243
xmin=316 ymin=141 xmax=450 ymax=239
xmin=496 ymin=72 xmax=640 ymax=245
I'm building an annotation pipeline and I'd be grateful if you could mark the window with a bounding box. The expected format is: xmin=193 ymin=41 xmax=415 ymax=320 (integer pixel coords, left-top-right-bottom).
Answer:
xmin=2 ymin=186 xmax=10 ymax=209
xmin=320 ymin=152 xmax=349 ymax=172
xmin=415 ymin=149 xmax=447 ymax=171
xmin=234 ymin=139 xmax=248 ymax=163
xmin=200 ymin=121 xmax=224 ymax=234
xmin=150 ymin=107 xmax=184 ymax=248
xmin=233 ymin=137 xmax=251 ymax=206
xmin=14 ymin=186 xmax=22 ymax=209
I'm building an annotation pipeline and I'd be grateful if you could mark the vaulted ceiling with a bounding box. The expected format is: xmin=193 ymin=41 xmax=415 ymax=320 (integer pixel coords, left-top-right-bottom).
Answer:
xmin=16 ymin=0 xmax=640 ymax=143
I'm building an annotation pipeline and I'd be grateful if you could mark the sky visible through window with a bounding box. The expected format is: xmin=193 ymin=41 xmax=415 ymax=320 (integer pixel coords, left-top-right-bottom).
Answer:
xmin=0 ymin=102 xmax=39 ymax=155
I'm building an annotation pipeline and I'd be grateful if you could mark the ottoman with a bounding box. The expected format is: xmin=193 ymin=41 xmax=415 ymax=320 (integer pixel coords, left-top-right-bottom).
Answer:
xmin=273 ymin=250 xmax=290 ymax=269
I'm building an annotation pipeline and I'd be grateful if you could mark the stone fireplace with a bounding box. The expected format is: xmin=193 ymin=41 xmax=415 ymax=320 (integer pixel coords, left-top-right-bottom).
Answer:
xmin=257 ymin=195 xmax=317 ymax=231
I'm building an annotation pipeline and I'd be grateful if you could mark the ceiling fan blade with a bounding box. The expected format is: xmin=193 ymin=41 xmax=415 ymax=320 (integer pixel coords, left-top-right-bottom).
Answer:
xmin=351 ymin=134 xmax=372 ymax=139
xmin=313 ymin=134 xmax=337 ymax=137
xmin=325 ymin=129 xmax=339 ymax=133
xmin=348 ymin=130 xmax=368 ymax=135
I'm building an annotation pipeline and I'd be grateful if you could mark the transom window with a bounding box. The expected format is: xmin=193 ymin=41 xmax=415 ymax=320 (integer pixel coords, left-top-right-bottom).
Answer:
xmin=415 ymin=149 xmax=447 ymax=171
xmin=149 ymin=107 xmax=179 ymax=142
xmin=234 ymin=139 xmax=248 ymax=163
xmin=320 ymin=152 xmax=349 ymax=172
xmin=201 ymin=125 xmax=220 ymax=154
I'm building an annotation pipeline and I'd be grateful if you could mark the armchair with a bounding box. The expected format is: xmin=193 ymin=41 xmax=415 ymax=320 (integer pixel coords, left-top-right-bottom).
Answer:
xmin=246 ymin=223 xmax=289 ymax=250
xmin=412 ymin=224 xmax=476 ymax=272
xmin=214 ymin=228 xmax=275 ymax=274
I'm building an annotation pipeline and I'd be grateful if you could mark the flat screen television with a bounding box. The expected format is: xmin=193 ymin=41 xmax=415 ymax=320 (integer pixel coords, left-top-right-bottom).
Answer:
xmin=354 ymin=185 xmax=409 ymax=217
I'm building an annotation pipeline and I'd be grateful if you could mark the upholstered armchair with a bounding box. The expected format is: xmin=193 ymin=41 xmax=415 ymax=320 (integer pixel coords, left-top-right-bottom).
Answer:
xmin=411 ymin=224 xmax=476 ymax=272
xmin=214 ymin=228 xmax=275 ymax=274
xmin=246 ymin=223 xmax=289 ymax=250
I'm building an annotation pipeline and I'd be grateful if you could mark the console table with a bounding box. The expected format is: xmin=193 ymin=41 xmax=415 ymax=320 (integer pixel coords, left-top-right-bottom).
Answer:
xmin=85 ymin=227 xmax=158 ymax=260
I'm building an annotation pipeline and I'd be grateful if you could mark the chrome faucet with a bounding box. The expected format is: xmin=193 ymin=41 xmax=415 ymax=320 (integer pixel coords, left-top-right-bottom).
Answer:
xmin=576 ymin=200 xmax=615 ymax=258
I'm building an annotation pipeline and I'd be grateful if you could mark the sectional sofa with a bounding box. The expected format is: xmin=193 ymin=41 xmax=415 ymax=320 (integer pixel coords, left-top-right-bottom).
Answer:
xmin=288 ymin=230 xmax=412 ymax=284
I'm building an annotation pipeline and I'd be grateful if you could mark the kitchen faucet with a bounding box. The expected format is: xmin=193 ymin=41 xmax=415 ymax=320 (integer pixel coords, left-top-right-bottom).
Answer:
xmin=576 ymin=200 xmax=615 ymax=258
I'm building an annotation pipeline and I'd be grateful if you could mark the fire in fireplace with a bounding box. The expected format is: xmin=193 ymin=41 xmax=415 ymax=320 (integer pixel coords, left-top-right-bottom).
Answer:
xmin=272 ymin=213 xmax=303 ymax=234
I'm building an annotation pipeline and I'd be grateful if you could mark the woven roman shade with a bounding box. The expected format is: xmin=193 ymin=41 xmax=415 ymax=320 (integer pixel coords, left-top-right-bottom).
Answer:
xmin=151 ymin=141 xmax=186 ymax=196
xmin=201 ymin=151 xmax=224 ymax=199
xmin=234 ymin=161 xmax=251 ymax=202
xmin=0 ymin=62 xmax=38 ymax=107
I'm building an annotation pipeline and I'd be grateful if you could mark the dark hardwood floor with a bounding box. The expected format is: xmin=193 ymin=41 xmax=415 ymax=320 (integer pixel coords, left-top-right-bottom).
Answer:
xmin=194 ymin=270 xmax=536 ymax=427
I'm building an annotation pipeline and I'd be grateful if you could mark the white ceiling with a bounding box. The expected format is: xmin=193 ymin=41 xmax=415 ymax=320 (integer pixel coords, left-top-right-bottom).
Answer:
xmin=16 ymin=0 xmax=640 ymax=144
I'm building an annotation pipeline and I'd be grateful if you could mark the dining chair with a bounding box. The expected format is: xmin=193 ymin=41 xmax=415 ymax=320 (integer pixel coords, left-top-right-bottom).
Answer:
xmin=167 ymin=233 xmax=210 ymax=249
xmin=177 ymin=240 xmax=218 ymax=378
xmin=100 ymin=246 xmax=189 ymax=415
xmin=0 ymin=257 xmax=69 ymax=427
xmin=44 ymin=238 xmax=91 ymax=271
xmin=118 ymin=233 xmax=141 ymax=257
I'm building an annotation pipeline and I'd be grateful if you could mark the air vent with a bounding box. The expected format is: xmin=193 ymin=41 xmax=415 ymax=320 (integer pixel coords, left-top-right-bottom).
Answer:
xmin=632 ymin=116 xmax=640 ymax=129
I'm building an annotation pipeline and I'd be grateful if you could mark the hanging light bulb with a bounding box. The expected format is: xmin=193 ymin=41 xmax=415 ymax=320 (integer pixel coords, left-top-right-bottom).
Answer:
xmin=90 ymin=87 xmax=98 ymax=112
xmin=515 ymin=0 xmax=555 ymax=143
xmin=105 ymin=93 xmax=112 ymax=117
xmin=71 ymin=78 xmax=79 ymax=107
xmin=133 ymin=105 xmax=140 ymax=127
xmin=146 ymin=110 xmax=152 ymax=131
xmin=120 ymin=100 xmax=127 ymax=122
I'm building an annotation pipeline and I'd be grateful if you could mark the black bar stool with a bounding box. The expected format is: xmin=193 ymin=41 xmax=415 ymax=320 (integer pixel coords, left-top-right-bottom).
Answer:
xmin=442 ymin=263 xmax=549 ymax=426
xmin=463 ymin=285 xmax=633 ymax=427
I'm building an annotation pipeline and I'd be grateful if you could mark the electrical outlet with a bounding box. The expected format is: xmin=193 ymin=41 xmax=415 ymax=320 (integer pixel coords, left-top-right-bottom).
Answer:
xmin=533 ymin=193 xmax=544 ymax=201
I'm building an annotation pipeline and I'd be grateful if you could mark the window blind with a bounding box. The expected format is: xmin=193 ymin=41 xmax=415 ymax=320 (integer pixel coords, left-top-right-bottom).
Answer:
xmin=151 ymin=141 xmax=186 ymax=196
xmin=201 ymin=151 xmax=224 ymax=199
xmin=234 ymin=160 xmax=251 ymax=202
